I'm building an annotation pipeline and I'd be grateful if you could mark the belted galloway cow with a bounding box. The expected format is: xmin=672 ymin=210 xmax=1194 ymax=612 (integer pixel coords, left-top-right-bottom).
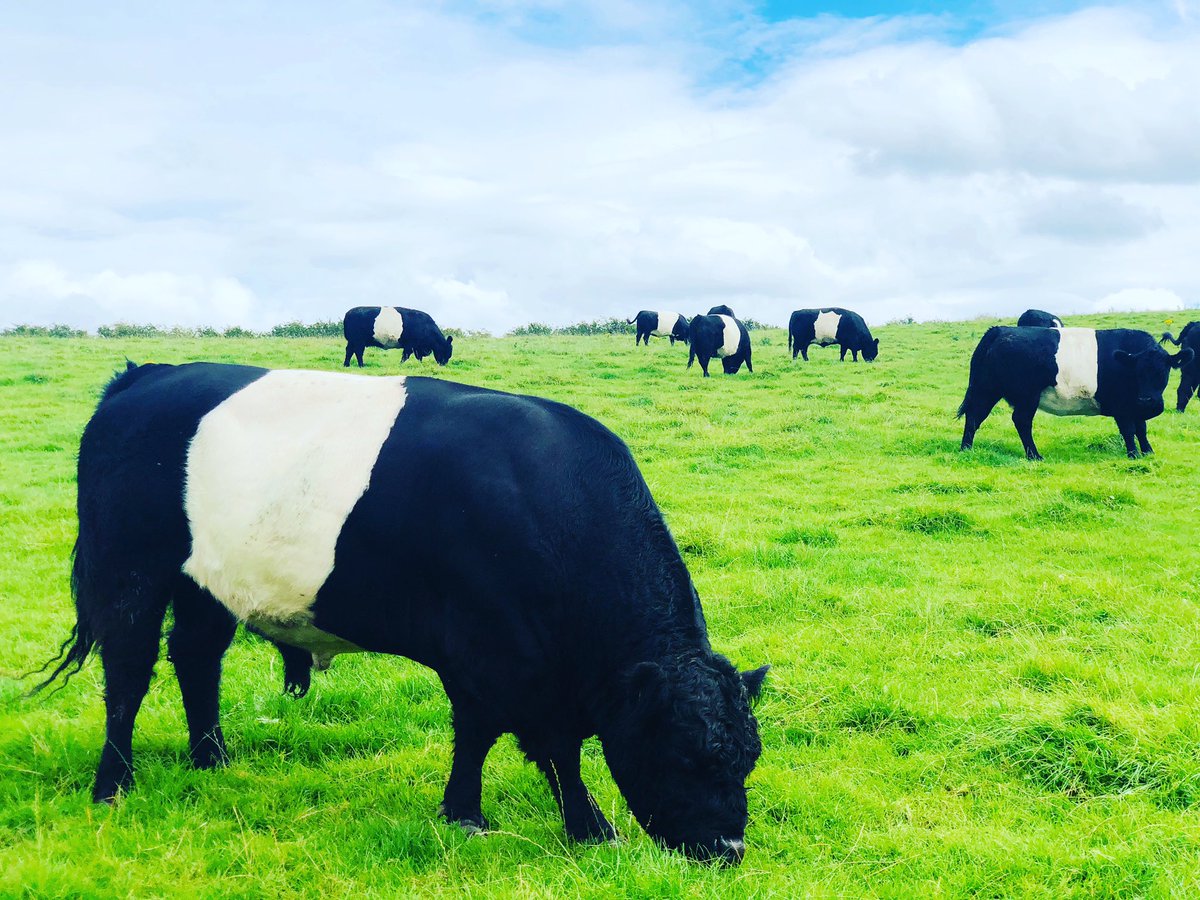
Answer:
xmin=629 ymin=310 xmax=689 ymax=346
xmin=958 ymin=326 xmax=1193 ymax=459
xmin=1161 ymin=322 xmax=1200 ymax=412
xmin=687 ymin=313 xmax=752 ymax=377
xmin=788 ymin=308 xmax=878 ymax=362
xmin=343 ymin=306 xmax=452 ymax=367
xmin=38 ymin=362 xmax=768 ymax=864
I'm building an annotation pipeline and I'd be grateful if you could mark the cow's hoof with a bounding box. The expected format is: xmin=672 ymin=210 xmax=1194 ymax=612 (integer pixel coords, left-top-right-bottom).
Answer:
xmin=438 ymin=804 xmax=490 ymax=835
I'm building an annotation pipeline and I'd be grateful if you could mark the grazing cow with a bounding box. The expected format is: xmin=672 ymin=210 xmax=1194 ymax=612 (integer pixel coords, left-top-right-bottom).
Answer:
xmin=788 ymin=308 xmax=878 ymax=362
xmin=687 ymin=314 xmax=752 ymax=377
xmin=1017 ymin=309 xmax=1063 ymax=328
xmin=629 ymin=311 xmax=689 ymax=346
xmin=958 ymin=327 xmax=1193 ymax=460
xmin=343 ymin=306 xmax=453 ymax=368
xmin=1161 ymin=322 xmax=1200 ymax=412
xmin=38 ymin=362 xmax=768 ymax=864
xmin=707 ymin=305 xmax=736 ymax=318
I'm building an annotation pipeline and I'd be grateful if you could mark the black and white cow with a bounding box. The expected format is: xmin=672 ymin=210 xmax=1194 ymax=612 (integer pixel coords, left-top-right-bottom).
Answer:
xmin=958 ymin=327 xmax=1193 ymax=460
xmin=1017 ymin=309 xmax=1063 ymax=328
xmin=687 ymin=313 xmax=752 ymax=377
xmin=343 ymin=306 xmax=453 ymax=368
xmin=788 ymin=308 xmax=878 ymax=362
xmin=1161 ymin=322 xmax=1200 ymax=412
xmin=629 ymin=310 xmax=689 ymax=346
xmin=38 ymin=362 xmax=768 ymax=864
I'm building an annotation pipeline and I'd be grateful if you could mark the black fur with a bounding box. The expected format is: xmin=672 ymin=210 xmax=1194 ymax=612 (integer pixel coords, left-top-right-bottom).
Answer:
xmin=342 ymin=306 xmax=453 ymax=368
xmin=1160 ymin=322 xmax=1200 ymax=412
xmin=706 ymin=305 xmax=736 ymax=317
xmin=41 ymin=362 xmax=767 ymax=863
xmin=788 ymin=308 xmax=878 ymax=362
xmin=687 ymin=314 xmax=753 ymax=377
xmin=1016 ymin=309 xmax=1063 ymax=328
xmin=958 ymin=326 xmax=1193 ymax=460
xmin=628 ymin=311 xmax=690 ymax=346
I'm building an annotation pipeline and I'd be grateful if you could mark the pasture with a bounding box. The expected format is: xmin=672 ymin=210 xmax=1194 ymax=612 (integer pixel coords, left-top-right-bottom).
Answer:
xmin=2 ymin=310 xmax=1199 ymax=897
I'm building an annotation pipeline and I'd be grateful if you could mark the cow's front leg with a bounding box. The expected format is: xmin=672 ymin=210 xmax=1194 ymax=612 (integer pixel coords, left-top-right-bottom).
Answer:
xmin=521 ymin=736 xmax=616 ymax=843
xmin=1134 ymin=419 xmax=1152 ymax=456
xmin=1115 ymin=418 xmax=1140 ymax=458
xmin=440 ymin=696 xmax=500 ymax=833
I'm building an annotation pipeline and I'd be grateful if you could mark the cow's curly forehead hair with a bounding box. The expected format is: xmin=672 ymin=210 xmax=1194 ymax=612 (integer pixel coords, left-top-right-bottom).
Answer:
xmin=624 ymin=650 xmax=762 ymax=776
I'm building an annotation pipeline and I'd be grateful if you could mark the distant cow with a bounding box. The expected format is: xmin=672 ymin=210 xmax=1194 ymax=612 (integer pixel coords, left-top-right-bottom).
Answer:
xmin=39 ymin=362 xmax=767 ymax=864
xmin=1017 ymin=309 xmax=1063 ymax=328
xmin=788 ymin=308 xmax=878 ymax=362
xmin=343 ymin=306 xmax=453 ymax=368
xmin=629 ymin=311 xmax=689 ymax=346
xmin=707 ymin=305 xmax=736 ymax=318
xmin=958 ymin=327 xmax=1193 ymax=460
xmin=688 ymin=314 xmax=752 ymax=377
xmin=1161 ymin=322 xmax=1200 ymax=412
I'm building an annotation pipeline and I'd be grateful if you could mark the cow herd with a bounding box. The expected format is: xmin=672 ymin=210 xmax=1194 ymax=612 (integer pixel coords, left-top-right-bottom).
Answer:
xmin=33 ymin=301 xmax=1197 ymax=867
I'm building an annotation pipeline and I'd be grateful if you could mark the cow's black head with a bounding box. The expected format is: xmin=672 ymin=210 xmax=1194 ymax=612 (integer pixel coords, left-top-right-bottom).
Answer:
xmin=434 ymin=335 xmax=453 ymax=366
xmin=600 ymin=652 xmax=767 ymax=865
xmin=863 ymin=337 xmax=880 ymax=362
xmin=1114 ymin=345 xmax=1193 ymax=417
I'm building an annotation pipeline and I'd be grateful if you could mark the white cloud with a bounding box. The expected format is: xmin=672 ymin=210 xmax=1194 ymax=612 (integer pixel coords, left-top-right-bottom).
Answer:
xmin=1 ymin=2 xmax=1198 ymax=335
xmin=1092 ymin=287 xmax=1185 ymax=313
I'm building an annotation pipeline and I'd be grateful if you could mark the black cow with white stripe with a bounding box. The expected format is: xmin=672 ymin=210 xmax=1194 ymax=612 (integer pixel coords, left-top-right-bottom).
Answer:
xmin=343 ymin=306 xmax=453 ymax=368
xmin=629 ymin=310 xmax=689 ymax=346
xmin=39 ymin=362 xmax=768 ymax=864
xmin=788 ymin=308 xmax=878 ymax=362
xmin=1017 ymin=309 xmax=1063 ymax=328
xmin=1161 ymin=322 xmax=1200 ymax=412
xmin=687 ymin=313 xmax=752 ymax=377
xmin=958 ymin=326 xmax=1193 ymax=460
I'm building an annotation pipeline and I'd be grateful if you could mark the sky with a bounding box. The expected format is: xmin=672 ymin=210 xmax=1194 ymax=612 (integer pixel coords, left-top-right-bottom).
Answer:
xmin=1 ymin=0 xmax=1198 ymax=333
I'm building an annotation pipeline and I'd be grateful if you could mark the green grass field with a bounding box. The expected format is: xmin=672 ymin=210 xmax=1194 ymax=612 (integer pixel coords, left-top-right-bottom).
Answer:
xmin=2 ymin=311 xmax=1199 ymax=898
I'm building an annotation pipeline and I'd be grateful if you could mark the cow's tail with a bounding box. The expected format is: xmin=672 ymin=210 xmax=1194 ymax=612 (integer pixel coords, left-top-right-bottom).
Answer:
xmin=28 ymin=539 xmax=99 ymax=695
xmin=626 ymin=316 xmax=636 ymax=325
xmin=788 ymin=329 xmax=793 ymax=353
xmin=1161 ymin=331 xmax=1181 ymax=347
xmin=28 ymin=361 xmax=145 ymax=695
xmin=957 ymin=326 xmax=1003 ymax=418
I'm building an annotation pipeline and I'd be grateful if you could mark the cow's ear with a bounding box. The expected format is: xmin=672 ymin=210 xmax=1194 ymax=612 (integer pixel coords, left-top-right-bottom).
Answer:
xmin=741 ymin=665 xmax=769 ymax=703
xmin=1113 ymin=350 xmax=1137 ymax=367
xmin=1173 ymin=348 xmax=1194 ymax=369
xmin=873 ymin=338 xmax=880 ymax=348
xmin=446 ymin=335 xmax=453 ymax=345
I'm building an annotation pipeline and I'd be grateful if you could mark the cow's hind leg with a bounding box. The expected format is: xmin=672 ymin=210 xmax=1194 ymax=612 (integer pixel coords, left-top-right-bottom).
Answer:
xmin=168 ymin=578 xmax=237 ymax=770
xmin=440 ymin=694 xmax=501 ymax=833
xmin=521 ymin=735 xmax=616 ymax=843
xmin=1011 ymin=403 xmax=1042 ymax=461
xmin=1178 ymin=372 xmax=1198 ymax=412
xmin=93 ymin=582 xmax=170 ymax=802
xmin=958 ymin=390 xmax=1001 ymax=452
xmin=343 ymin=344 xmax=354 ymax=367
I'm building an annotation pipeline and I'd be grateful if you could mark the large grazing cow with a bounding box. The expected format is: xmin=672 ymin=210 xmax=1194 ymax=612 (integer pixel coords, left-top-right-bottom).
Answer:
xmin=958 ymin=327 xmax=1193 ymax=460
xmin=788 ymin=308 xmax=878 ymax=362
xmin=39 ymin=362 xmax=768 ymax=864
xmin=1161 ymin=322 xmax=1200 ymax=412
xmin=1017 ymin=309 xmax=1063 ymax=328
xmin=343 ymin=306 xmax=453 ymax=368
xmin=629 ymin=310 xmax=689 ymax=346
xmin=687 ymin=313 xmax=752 ymax=377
